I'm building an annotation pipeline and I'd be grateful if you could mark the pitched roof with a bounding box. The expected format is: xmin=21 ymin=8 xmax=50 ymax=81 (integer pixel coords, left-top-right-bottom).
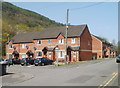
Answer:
xmin=92 ymin=35 xmax=112 ymax=45
xmin=11 ymin=24 xmax=87 ymax=43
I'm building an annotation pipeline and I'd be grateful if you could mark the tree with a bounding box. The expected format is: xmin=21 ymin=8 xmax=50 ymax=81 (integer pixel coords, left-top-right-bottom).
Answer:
xmin=99 ymin=36 xmax=109 ymax=42
xmin=111 ymin=39 xmax=118 ymax=55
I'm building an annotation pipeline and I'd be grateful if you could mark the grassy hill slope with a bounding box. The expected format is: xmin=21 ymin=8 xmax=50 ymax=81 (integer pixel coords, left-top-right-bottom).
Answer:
xmin=2 ymin=2 xmax=64 ymax=56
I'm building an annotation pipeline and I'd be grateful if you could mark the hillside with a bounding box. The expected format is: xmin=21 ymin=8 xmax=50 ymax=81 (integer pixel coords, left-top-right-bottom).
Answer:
xmin=2 ymin=2 xmax=64 ymax=56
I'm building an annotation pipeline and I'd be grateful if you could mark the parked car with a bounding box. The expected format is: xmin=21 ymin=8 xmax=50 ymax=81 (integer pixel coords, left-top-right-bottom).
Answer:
xmin=0 ymin=59 xmax=8 ymax=65
xmin=21 ymin=57 xmax=34 ymax=66
xmin=34 ymin=57 xmax=54 ymax=66
xmin=12 ymin=59 xmax=21 ymax=64
xmin=8 ymin=58 xmax=14 ymax=65
xmin=28 ymin=57 xmax=34 ymax=65
xmin=116 ymin=55 xmax=120 ymax=63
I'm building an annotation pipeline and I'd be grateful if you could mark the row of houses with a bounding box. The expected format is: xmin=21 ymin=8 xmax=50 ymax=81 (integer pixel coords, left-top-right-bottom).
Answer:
xmin=6 ymin=24 xmax=116 ymax=62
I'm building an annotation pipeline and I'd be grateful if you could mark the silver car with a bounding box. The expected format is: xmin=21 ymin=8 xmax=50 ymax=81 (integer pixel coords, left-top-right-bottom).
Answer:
xmin=0 ymin=59 xmax=8 ymax=64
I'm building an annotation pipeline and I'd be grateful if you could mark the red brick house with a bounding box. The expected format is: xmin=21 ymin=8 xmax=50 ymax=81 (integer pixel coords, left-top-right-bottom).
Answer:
xmin=6 ymin=24 xmax=92 ymax=62
xmin=91 ymin=35 xmax=116 ymax=59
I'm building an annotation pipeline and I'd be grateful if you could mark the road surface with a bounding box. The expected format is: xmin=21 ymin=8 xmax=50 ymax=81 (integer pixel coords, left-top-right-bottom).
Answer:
xmin=2 ymin=58 xmax=119 ymax=87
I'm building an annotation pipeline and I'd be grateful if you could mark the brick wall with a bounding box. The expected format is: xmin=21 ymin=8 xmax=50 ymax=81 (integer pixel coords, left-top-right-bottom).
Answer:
xmin=80 ymin=26 xmax=92 ymax=61
xmin=6 ymin=28 xmax=93 ymax=62
xmin=91 ymin=35 xmax=102 ymax=59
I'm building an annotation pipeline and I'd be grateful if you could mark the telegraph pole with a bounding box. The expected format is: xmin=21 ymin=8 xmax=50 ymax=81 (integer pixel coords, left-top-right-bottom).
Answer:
xmin=65 ymin=9 xmax=69 ymax=64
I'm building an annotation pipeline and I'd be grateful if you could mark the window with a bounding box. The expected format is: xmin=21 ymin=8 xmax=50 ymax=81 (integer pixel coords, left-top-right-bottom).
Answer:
xmin=36 ymin=51 xmax=42 ymax=57
xmin=71 ymin=38 xmax=75 ymax=44
xmin=37 ymin=40 xmax=41 ymax=44
xmin=73 ymin=51 xmax=77 ymax=57
xmin=58 ymin=51 xmax=65 ymax=58
xmin=22 ymin=44 xmax=26 ymax=48
xmin=8 ymin=44 xmax=12 ymax=48
xmin=22 ymin=54 xmax=26 ymax=58
xmin=48 ymin=52 xmax=52 ymax=57
xmin=48 ymin=40 xmax=51 ymax=44
xmin=8 ymin=54 xmax=12 ymax=59
xmin=58 ymin=39 xmax=64 ymax=44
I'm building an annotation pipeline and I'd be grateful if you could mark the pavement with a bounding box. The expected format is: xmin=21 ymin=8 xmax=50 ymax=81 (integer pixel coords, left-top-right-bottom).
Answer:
xmin=1 ymin=58 xmax=119 ymax=87
xmin=1 ymin=70 xmax=34 ymax=86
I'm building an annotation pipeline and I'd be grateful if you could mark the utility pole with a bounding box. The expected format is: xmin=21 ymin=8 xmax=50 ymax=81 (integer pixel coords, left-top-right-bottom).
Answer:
xmin=65 ymin=9 xmax=69 ymax=64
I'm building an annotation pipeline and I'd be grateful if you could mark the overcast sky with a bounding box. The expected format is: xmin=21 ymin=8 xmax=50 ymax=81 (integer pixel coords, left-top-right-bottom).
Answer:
xmin=3 ymin=1 xmax=118 ymax=43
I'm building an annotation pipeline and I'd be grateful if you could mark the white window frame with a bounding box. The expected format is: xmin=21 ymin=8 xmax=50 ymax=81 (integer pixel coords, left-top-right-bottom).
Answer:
xmin=48 ymin=52 xmax=52 ymax=57
xmin=8 ymin=44 xmax=12 ymax=49
xmin=22 ymin=44 xmax=26 ymax=48
xmin=37 ymin=40 xmax=41 ymax=44
xmin=8 ymin=54 xmax=12 ymax=59
xmin=71 ymin=38 xmax=75 ymax=44
xmin=58 ymin=51 xmax=65 ymax=58
xmin=73 ymin=51 xmax=77 ymax=57
xmin=22 ymin=54 xmax=26 ymax=58
xmin=58 ymin=39 xmax=64 ymax=44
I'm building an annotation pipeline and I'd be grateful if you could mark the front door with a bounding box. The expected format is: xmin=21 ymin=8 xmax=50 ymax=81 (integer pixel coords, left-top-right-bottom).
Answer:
xmin=68 ymin=51 xmax=71 ymax=62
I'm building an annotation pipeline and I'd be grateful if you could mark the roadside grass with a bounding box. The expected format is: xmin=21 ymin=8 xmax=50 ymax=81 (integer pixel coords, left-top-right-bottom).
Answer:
xmin=54 ymin=57 xmax=116 ymax=67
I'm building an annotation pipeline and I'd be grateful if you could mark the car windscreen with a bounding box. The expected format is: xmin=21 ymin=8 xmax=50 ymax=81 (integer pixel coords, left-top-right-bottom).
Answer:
xmin=118 ymin=55 xmax=120 ymax=58
xmin=22 ymin=58 xmax=26 ymax=60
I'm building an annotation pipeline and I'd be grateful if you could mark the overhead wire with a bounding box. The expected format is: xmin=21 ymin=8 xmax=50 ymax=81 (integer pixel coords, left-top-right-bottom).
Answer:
xmin=69 ymin=2 xmax=105 ymax=11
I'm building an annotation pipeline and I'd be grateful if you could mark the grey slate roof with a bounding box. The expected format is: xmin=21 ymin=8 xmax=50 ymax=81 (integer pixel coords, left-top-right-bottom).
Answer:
xmin=11 ymin=24 xmax=87 ymax=43
xmin=92 ymin=35 xmax=112 ymax=45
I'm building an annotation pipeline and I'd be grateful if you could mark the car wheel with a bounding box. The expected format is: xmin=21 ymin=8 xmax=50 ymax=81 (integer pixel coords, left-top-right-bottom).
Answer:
xmin=51 ymin=62 xmax=54 ymax=65
xmin=35 ymin=64 xmax=38 ymax=66
xmin=21 ymin=64 xmax=24 ymax=66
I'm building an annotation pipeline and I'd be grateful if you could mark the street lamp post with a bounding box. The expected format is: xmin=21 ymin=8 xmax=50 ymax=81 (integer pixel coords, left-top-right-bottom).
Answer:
xmin=65 ymin=9 xmax=69 ymax=64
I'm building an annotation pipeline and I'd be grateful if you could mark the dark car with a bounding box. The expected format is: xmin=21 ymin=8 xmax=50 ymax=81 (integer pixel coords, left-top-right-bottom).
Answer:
xmin=12 ymin=59 xmax=21 ymax=64
xmin=28 ymin=57 xmax=34 ymax=65
xmin=34 ymin=57 xmax=54 ymax=66
xmin=116 ymin=55 xmax=120 ymax=63
xmin=21 ymin=57 xmax=34 ymax=66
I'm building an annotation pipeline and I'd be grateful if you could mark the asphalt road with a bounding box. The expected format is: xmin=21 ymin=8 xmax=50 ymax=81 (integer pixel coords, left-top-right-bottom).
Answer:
xmin=2 ymin=58 xmax=119 ymax=87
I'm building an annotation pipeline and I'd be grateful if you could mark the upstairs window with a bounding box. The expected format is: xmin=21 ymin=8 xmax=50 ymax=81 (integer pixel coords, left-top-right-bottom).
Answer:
xmin=71 ymin=38 xmax=75 ymax=44
xmin=8 ymin=44 xmax=12 ymax=48
xmin=37 ymin=40 xmax=41 ymax=44
xmin=48 ymin=40 xmax=51 ymax=44
xmin=58 ymin=39 xmax=64 ymax=44
xmin=22 ymin=44 xmax=26 ymax=48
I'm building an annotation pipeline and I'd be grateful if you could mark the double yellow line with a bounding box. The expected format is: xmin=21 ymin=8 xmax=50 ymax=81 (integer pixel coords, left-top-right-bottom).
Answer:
xmin=98 ymin=72 xmax=118 ymax=88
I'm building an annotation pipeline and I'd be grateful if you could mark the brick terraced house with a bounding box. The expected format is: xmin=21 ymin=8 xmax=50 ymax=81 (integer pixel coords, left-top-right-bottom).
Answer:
xmin=6 ymin=24 xmax=93 ymax=62
xmin=91 ymin=35 xmax=116 ymax=59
